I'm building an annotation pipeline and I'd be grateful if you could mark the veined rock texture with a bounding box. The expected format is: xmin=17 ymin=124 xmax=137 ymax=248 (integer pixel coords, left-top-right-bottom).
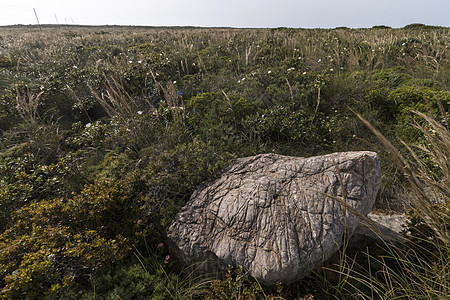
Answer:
xmin=166 ymin=151 xmax=381 ymax=285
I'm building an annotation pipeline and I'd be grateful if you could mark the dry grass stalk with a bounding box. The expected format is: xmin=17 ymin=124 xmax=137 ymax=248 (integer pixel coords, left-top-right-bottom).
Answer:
xmin=324 ymin=109 xmax=449 ymax=299
xmin=352 ymin=108 xmax=449 ymax=246
xmin=15 ymin=86 xmax=43 ymax=122
xmin=88 ymin=77 xmax=152 ymax=147
xmin=285 ymin=78 xmax=294 ymax=103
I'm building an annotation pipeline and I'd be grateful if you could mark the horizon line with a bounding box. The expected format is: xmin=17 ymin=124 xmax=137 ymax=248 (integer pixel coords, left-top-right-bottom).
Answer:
xmin=1 ymin=23 xmax=448 ymax=30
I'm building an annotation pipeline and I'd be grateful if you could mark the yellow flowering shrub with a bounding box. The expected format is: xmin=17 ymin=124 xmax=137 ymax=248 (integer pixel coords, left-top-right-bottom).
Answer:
xmin=0 ymin=177 xmax=148 ymax=299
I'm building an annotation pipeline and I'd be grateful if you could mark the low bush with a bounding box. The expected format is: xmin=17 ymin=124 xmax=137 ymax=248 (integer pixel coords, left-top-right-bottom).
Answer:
xmin=0 ymin=177 xmax=150 ymax=299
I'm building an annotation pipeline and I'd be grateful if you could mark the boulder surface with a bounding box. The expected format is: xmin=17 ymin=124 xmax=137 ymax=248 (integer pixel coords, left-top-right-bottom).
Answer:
xmin=166 ymin=151 xmax=381 ymax=285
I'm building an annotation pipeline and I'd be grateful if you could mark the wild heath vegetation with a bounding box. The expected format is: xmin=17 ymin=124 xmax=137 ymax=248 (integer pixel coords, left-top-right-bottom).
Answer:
xmin=0 ymin=24 xmax=448 ymax=299
xmin=318 ymin=108 xmax=449 ymax=300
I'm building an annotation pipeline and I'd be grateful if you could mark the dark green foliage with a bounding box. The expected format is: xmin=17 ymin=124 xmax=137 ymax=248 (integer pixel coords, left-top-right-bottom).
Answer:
xmin=404 ymin=201 xmax=450 ymax=259
xmin=185 ymin=92 xmax=260 ymax=144
xmin=366 ymin=85 xmax=450 ymax=126
xmin=243 ymin=105 xmax=330 ymax=151
xmin=0 ymin=87 xmax=19 ymax=131
xmin=0 ymin=153 xmax=64 ymax=230
xmin=0 ymin=54 xmax=16 ymax=68
xmin=73 ymin=263 xmax=168 ymax=300
xmin=55 ymin=246 xmax=210 ymax=300
xmin=208 ymin=266 xmax=269 ymax=299
xmin=207 ymin=266 xmax=319 ymax=299
xmin=138 ymin=136 xmax=235 ymax=228
xmin=403 ymin=23 xmax=443 ymax=30
xmin=368 ymin=69 xmax=412 ymax=88
xmin=372 ymin=25 xmax=392 ymax=29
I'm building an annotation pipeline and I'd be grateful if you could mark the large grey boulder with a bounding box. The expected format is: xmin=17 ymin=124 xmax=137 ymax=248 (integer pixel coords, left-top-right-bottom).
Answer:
xmin=166 ymin=151 xmax=381 ymax=285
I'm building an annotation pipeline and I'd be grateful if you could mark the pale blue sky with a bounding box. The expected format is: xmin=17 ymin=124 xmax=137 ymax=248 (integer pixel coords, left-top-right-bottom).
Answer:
xmin=0 ymin=0 xmax=449 ymax=28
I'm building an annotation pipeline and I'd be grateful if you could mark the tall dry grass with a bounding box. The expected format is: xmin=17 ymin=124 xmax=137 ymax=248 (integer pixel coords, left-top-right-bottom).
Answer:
xmin=328 ymin=107 xmax=450 ymax=299
xmin=14 ymin=86 xmax=43 ymax=122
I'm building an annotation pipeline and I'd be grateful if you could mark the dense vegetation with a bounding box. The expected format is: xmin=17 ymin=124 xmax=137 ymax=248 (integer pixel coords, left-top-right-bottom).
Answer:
xmin=0 ymin=25 xmax=448 ymax=299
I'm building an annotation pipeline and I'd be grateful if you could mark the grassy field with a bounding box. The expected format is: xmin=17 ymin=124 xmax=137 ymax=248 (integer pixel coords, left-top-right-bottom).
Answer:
xmin=0 ymin=24 xmax=449 ymax=299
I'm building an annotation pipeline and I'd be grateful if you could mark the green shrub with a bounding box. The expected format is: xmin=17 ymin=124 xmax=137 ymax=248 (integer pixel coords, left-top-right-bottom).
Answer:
xmin=372 ymin=25 xmax=392 ymax=29
xmin=366 ymin=85 xmax=449 ymax=125
xmin=62 ymin=248 xmax=210 ymax=300
xmin=403 ymin=23 xmax=442 ymax=30
xmin=0 ymin=177 xmax=150 ymax=299
xmin=138 ymin=136 xmax=234 ymax=228
xmin=63 ymin=262 xmax=170 ymax=300
xmin=0 ymin=87 xmax=21 ymax=131
xmin=185 ymin=92 xmax=263 ymax=154
xmin=0 ymin=154 xmax=66 ymax=230
xmin=186 ymin=92 xmax=260 ymax=133
xmin=368 ymin=69 xmax=412 ymax=88
xmin=0 ymin=54 xmax=16 ymax=68
xmin=207 ymin=266 xmax=319 ymax=300
xmin=207 ymin=266 xmax=268 ymax=300
xmin=243 ymin=105 xmax=330 ymax=153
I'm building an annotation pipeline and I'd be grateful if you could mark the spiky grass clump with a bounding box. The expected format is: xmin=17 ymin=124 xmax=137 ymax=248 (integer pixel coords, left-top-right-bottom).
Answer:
xmin=329 ymin=109 xmax=450 ymax=299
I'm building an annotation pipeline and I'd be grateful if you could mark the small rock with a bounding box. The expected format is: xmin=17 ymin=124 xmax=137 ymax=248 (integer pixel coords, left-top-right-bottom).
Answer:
xmin=350 ymin=213 xmax=408 ymax=247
